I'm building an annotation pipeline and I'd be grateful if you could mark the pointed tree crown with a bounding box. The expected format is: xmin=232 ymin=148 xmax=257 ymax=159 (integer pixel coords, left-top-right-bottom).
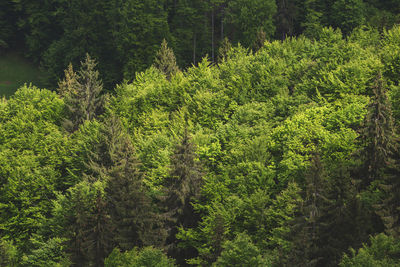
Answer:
xmin=153 ymin=39 xmax=179 ymax=80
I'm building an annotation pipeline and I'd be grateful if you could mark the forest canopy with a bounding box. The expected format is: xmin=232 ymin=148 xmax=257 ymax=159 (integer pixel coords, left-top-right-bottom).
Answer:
xmin=1 ymin=1 xmax=400 ymax=266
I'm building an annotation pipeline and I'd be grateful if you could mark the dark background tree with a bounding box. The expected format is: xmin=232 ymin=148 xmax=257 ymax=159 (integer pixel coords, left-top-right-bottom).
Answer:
xmin=162 ymin=130 xmax=203 ymax=264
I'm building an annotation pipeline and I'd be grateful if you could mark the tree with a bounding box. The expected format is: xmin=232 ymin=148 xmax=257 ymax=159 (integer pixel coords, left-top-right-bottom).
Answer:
xmin=319 ymin=164 xmax=366 ymax=266
xmin=114 ymin=0 xmax=170 ymax=80
xmin=340 ymin=233 xmax=400 ymax=267
xmin=331 ymin=0 xmax=366 ymax=35
xmin=286 ymin=153 xmax=329 ymax=266
xmin=40 ymin=0 xmax=122 ymax=88
xmin=63 ymin=54 xmax=104 ymax=132
xmin=0 ymin=1 xmax=19 ymax=50
xmin=224 ymin=0 xmax=277 ymax=47
xmin=217 ymin=37 xmax=232 ymax=63
xmin=96 ymin=116 xmax=158 ymax=250
xmin=11 ymin=0 xmax=63 ymax=62
xmin=275 ymin=0 xmax=301 ymax=39
xmin=57 ymin=63 xmax=78 ymax=97
xmin=153 ymin=39 xmax=179 ymax=80
xmin=213 ymin=233 xmax=268 ymax=267
xmin=0 ymin=86 xmax=66 ymax=253
xmin=301 ymin=0 xmax=324 ymax=38
xmin=162 ymin=129 xmax=203 ymax=263
xmin=104 ymin=247 xmax=176 ymax=267
xmin=52 ymin=181 xmax=113 ymax=267
xmin=358 ymin=73 xmax=395 ymax=186
xmin=252 ymin=28 xmax=267 ymax=52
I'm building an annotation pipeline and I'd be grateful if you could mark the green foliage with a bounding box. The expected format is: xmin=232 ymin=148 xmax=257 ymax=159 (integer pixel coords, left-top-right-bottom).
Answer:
xmin=114 ymin=0 xmax=170 ymax=80
xmin=0 ymin=238 xmax=17 ymax=267
xmin=104 ymin=247 xmax=176 ymax=267
xmin=213 ymin=233 xmax=270 ymax=267
xmin=0 ymin=86 xmax=66 ymax=252
xmin=63 ymin=54 xmax=104 ymax=132
xmin=340 ymin=233 xmax=400 ymax=267
xmin=52 ymin=181 xmax=112 ymax=266
xmin=3 ymin=22 xmax=400 ymax=266
xmin=153 ymin=39 xmax=180 ymax=81
xmin=21 ymin=237 xmax=70 ymax=267
xmin=331 ymin=0 xmax=367 ymax=35
xmin=225 ymin=0 xmax=277 ymax=47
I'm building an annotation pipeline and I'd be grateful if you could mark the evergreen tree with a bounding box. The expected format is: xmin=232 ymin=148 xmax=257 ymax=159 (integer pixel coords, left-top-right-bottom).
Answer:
xmin=367 ymin=76 xmax=400 ymax=238
xmin=286 ymin=153 xmax=329 ymax=266
xmin=153 ymin=39 xmax=179 ymax=81
xmin=63 ymin=54 xmax=104 ymax=132
xmin=57 ymin=63 xmax=78 ymax=97
xmin=217 ymin=37 xmax=232 ymax=63
xmin=359 ymin=73 xmax=396 ymax=186
xmin=378 ymin=161 xmax=400 ymax=238
xmin=97 ymin=116 xmax=158 ymax=250
xmin=319 ymin=164 xmax=365 ymax=266
xmin=162 ymin=129 xmax=203 ymax=263
xmin=53 ymin=180 xmax=113 ymax=267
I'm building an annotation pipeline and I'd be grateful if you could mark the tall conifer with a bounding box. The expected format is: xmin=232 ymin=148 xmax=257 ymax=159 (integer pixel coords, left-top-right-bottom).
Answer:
xmin=358 ymin=73 xmax=396 ymax=186
xmin=153 ymin=39 xmax=179 ymax=80
xmin=162 ymin=129 xmax=203 ymax=263
xmin=63 ymin=54 xmax=104 ymax=132
xmin=98 ymin=116 xmax=157 ymax=250
xmin=286 ymin=153 xmax=328 ymax=266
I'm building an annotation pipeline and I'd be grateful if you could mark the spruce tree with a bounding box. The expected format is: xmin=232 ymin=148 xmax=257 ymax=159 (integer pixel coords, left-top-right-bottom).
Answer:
xmin=57 ymin=63 xmax=78 ymax=97
xmin=319 ymin=164 xmax=365 ymax=266
xmin=101 ymin=116 xmax=158 ymax=250
xmin=286 ymin=153 xmax=329 ymax=266
xmin=366 ymin=75 xmax=400 ymax=238
xmin=359 ymin=73 xmax=396 ymax=186
xmin=63 ymin=54 xmax=104 ymax=132
xmin=218 ymin=37 xmax=232 ymax=63
xmin=162 ymin=129 xmax=203 ymax=263
xmin=86 ymin=115 xmax=158 ymax=250
xmin=153 ymin=39 xmax=179 ymax=80
xmin=378 ymin=163 xmax=400 ymax=238
xmin=54 ymin=180 xmax=113 ymax=267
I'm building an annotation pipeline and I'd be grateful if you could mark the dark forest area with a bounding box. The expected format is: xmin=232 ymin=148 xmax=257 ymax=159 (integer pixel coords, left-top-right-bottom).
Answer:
xmin=1 ymin=0 xmax=400 ymax=266
xmin=1 ymin=0 xmax=400 ymax=88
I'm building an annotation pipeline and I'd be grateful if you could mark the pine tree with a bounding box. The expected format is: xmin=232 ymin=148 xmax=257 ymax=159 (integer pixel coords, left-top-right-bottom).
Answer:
xmin=162 ymin=129 xmax=203 ymax=263
xmin=153 ymin=39 xmax=179 ymax=80
xmin=63 ymin=54 xmax=104 ymax=132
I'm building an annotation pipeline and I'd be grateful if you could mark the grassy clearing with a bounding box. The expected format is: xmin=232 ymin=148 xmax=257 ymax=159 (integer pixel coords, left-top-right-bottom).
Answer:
xmin=0 ymin=52 xmax=43 ymax=98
